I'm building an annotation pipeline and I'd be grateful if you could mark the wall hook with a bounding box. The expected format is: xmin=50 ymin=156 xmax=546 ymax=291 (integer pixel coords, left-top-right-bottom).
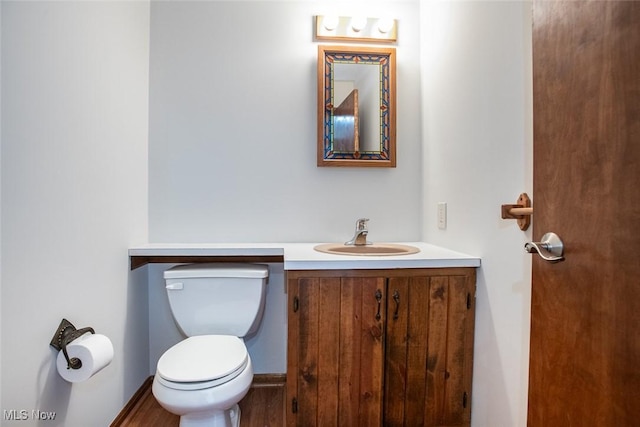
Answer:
xmin=49 ymin=318 xmax=95 ymax=370
xmin=501 ymin=193 xmax=533 ymax=230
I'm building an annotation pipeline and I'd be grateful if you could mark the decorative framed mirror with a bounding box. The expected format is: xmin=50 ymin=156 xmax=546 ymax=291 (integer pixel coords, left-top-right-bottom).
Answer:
xmin=317 ymin=45 xmax=396 ymax=167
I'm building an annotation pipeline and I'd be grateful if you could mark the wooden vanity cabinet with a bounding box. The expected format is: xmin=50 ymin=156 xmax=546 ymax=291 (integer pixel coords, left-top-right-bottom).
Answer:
xmin=286 ymin=268 xmax=476 ymax=427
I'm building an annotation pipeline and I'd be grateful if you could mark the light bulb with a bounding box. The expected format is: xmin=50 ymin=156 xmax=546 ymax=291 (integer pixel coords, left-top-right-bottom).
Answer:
xmin=323 ymin=15 xmax=339 ymax=31
xmin=377 ymin=18 xmax=394 ymax=34
xmin=350 ymin=16 xmax=367 ymax=32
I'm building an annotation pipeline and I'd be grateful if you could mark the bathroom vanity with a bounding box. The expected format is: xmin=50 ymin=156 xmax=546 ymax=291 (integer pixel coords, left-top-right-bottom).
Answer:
xmin=129 ymin=242 xmax=480 ymax=427
xmin=286 ymin=267 xmax=475 ymax=427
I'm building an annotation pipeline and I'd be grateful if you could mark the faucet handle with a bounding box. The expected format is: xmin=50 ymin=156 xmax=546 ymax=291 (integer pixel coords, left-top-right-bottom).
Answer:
xmin=356 ymin=218 xmax=369 ymax=230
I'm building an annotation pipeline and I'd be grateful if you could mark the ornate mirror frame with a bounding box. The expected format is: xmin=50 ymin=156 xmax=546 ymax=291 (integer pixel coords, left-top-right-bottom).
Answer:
xmin=317 ymin=45 xmax=396 ymax=167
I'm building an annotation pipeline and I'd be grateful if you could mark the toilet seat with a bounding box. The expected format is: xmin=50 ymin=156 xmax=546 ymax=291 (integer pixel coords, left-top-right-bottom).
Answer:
xmin=156 ymin=335 xmax=248 ymax=391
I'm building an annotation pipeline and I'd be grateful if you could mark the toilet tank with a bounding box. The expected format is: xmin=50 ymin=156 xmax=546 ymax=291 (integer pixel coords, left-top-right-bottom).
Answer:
xmin=163 ymin=263 xmax=269 ymax=337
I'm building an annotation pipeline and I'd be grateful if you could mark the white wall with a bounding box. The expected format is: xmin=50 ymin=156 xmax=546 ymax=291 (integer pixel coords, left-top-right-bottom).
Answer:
xmin=421 ymin=2 xmax=533 ymax=426
xmin=148 ymin=0 xmax=423 ymax=244
xmin=1 ymin=2 xmax=150 ymax=425
xmin=147 ymin=0 xmax=423 ymax=375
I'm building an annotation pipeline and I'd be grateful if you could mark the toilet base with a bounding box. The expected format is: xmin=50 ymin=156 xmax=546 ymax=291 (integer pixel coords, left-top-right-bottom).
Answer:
xmin=179 ymin=404 xmax=240 ymax=427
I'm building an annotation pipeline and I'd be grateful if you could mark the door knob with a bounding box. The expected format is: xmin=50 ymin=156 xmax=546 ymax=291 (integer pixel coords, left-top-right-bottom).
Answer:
xmin=525 ymin=232 xmax=564 ymax=262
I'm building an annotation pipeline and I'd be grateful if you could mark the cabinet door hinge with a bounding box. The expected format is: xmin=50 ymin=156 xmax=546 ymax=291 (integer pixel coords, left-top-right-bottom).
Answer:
xmin=293 ymin=296 xmax=299 ymax=313
xmin=463 ymin=391 xmax=468 ymax=409
xmin=292 ymin=397 xmax=298 ymax=413
xmin=466 ymin=292 xmax=472 ymax=310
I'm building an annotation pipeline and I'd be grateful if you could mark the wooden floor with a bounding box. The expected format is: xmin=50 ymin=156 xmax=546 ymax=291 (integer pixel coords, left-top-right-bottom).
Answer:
xmin=112 ymin=376 xmax=285 ymax=427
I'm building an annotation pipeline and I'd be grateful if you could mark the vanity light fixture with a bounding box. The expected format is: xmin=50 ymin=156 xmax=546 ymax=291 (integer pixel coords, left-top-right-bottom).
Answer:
xmin=315 ymin=15 xmax=397 ymax=42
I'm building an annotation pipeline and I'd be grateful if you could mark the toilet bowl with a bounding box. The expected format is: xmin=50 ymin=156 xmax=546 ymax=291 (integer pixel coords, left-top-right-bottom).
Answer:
xmin=153 ymin=335 xmax=252 ymax=427
xmin=152 ymin=264 xmax=269 ymax=427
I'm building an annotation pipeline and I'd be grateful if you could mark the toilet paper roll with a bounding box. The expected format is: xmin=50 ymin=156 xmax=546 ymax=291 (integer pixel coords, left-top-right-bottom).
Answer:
xmin=56 ymin=333 xmax=114 ymax=383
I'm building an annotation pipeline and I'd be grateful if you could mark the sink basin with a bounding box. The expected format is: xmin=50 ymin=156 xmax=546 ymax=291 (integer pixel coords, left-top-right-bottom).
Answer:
xmin=314 ymin=243 xmax=420 ymax=256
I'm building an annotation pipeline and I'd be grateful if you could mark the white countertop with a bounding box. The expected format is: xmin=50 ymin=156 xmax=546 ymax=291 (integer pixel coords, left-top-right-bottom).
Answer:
xmin=129 ymin=242 xmax=480 ymax=270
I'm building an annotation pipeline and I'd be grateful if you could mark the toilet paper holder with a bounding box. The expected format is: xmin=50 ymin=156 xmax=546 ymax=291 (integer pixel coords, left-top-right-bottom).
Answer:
xmin=49 ymin=318 xmax=95 ymax=370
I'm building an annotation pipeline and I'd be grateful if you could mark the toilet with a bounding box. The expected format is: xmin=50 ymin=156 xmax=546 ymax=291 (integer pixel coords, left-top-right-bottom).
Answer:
xmin=152 ymin=263 xmax=269 ymax=427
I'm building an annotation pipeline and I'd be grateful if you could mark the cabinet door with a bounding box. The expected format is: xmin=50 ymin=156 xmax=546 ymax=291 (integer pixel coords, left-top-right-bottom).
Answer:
xmin=384 ymin=274 xmax=475 ymax=427
xmin=287 ymin=276 xmax=386 ymax=427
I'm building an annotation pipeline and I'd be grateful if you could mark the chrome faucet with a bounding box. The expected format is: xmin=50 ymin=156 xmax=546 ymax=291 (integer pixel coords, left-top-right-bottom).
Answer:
xmin=345 ymin=218 xmax=370 ymax=246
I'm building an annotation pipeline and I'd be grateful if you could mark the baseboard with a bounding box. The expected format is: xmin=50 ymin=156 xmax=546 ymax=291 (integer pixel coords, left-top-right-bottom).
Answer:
xmin=252 ymin=373 xmax=287 ymax=386
xmin=110 ymin=376 xmax=154 ymax=427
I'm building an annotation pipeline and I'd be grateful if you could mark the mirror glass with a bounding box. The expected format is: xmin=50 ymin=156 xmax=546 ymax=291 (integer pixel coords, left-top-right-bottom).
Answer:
xmin=317 ymin=45 xmax=396 ymax=167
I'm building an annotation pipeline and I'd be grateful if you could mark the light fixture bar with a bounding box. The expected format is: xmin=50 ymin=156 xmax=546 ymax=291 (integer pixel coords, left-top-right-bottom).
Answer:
xmin=315 ymin=15 xmax=397 ymax=42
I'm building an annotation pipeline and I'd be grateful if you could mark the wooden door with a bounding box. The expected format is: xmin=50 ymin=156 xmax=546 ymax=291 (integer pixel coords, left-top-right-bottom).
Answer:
xmin=384 ymin=273 xmax=475 ymax=427
xmin=529 ymin=1 xmax=640 ymax=425
xmin=287 ymin=275 xmax=386 ymax=426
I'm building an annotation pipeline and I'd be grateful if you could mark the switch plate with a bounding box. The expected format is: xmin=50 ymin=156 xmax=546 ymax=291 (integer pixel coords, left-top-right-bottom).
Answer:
xmin=437 ymin=202 xmax=447 ymax=229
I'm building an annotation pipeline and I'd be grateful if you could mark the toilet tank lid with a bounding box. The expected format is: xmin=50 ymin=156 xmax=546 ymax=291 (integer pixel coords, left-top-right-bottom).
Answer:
xmin=164 ymin=263 xmax=269 ymax=280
